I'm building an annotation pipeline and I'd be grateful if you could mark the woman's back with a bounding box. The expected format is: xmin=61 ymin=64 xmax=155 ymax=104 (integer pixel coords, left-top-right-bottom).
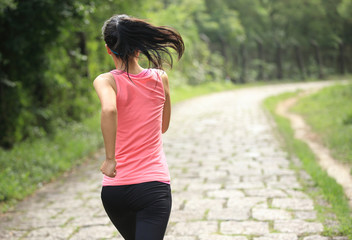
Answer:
xmin=102 ymin=68 xmax=170 ymax=186
xmin=97 ymin=14 xmax=184 ymax=239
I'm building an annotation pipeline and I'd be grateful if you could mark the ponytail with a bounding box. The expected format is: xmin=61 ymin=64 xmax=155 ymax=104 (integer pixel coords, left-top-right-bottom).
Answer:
xmin=102 ymin=14 xmax=184 ymax=72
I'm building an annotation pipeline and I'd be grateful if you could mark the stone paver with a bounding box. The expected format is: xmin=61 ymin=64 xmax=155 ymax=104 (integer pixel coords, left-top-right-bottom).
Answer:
xmin=199 ymin=235 xmax=247 ymax=240
xmin=274 ymin=219 xmax=324 ymax=234
xmin=168 ymin=222 xmax=218 ymax=236
xmin=272 ymin=198 xmax=315 ymax=210
xmin=221 ymin=220 xmax=269 ymax=235
xmin=252 ymin=207 xmax=292 ymax=220
xmin=0 ymin=80 xmax=347 ymax=239
xmin=253 ymin=233 xmax=298 ymax=240
xmin=303 ymin=236 xmax=329 ymax=240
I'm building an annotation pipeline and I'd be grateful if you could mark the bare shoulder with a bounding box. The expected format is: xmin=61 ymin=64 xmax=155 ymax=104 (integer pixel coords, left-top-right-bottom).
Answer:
xmin=155 ymin=69 xmax=170 ymax=96
xmin=93 ymin=72 xmax=115 ymax=87
xmin=155 ymin=68 xmax=167 ymax=77
xmin=155 ymin=69 xmax=169 ymax=85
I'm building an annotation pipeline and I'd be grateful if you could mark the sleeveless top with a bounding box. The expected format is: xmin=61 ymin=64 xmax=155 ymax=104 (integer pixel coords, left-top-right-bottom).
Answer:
xmin=102 ymin=68 xmax=171 ymax=186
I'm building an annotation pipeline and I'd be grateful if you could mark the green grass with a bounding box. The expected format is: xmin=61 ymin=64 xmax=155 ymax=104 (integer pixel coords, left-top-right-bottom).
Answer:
xmin=171 ymin=80 xmax=261 ymax=103
xmin=170 ymin=77 xmax=340 ymax=103
xmin=263 ymin=91 xmax=352 ymax=238
xmin=291 ymin=82 xmax=352 ymax=166
xmin=171 ymin=81 xmax=237 ymax=103
xmin=0 ymin=112 xmax=103 ymax=211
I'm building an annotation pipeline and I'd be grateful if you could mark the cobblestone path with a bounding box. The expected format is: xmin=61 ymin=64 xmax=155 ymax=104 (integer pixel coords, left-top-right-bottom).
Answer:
xmin=0 ymin=81 xmax=348 ymax=240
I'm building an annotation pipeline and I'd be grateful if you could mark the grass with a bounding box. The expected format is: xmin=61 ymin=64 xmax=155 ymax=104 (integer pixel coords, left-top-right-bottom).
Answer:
xmin=171 ymin=81 xmax=237 ymax=103
xmin=263 ymin=91 xmax=352 ymax=238
xmin=291 ymin=82 xmax=352 ymax=166
xmin=0 ymin=112 xmax=103 ymax=212
xmin=171 ymin=80 xmax=260 ymax=103
xmin=169 ymin=76 xmax=341 ymax=103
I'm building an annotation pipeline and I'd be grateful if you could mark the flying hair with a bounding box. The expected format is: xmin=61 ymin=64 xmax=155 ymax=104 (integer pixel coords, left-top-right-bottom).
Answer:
xmin=102 ymin=14 xmax=185 ymax=78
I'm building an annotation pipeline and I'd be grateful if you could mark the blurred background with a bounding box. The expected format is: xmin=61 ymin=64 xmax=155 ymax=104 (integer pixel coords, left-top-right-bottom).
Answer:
xmin=0 ymin=0 xmax=351 ymax=210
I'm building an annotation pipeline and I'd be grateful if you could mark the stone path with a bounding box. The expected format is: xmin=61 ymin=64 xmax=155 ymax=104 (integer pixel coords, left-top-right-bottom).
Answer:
xmin=0 ymin=80 xmax=348 ymax=240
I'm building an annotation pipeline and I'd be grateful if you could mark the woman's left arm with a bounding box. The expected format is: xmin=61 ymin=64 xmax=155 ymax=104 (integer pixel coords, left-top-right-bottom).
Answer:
xmin=93 ymin=73 xmax=117 ymax=178
xmin=161 ymin=71 xmax=171 ymax=133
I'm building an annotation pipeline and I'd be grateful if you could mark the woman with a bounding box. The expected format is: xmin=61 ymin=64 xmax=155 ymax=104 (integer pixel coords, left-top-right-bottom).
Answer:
xmin=93 ymin=14 xmax=184 ymax=240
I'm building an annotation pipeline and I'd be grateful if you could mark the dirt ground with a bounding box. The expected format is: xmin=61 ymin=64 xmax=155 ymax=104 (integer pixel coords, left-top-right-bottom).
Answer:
xmin=276 ymin=88 xmax=352 ymax=208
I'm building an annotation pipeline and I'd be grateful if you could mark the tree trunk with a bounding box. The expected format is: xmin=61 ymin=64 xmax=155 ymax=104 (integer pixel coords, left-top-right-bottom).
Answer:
xmin=77 ymin=31 xmax=88 ymax=78
xmin=240 ymin=43 xmax=247 ymax=83
xmin=275 ymin=43 xmax=283 ymax=80
xmin=294 ymin=44 xmax=305 ymax=80
xmin=231 ymin=48 xmax=239 ymax=84
xmin=256 ymin=39 xmax=264 ymax=80
xmin=311 ymin=41 xmax=323 ymax=79
xmin=220 ymin=38 xmax=231 ymax=78
xmin=338 ymin=42 xmax=345 ymax=74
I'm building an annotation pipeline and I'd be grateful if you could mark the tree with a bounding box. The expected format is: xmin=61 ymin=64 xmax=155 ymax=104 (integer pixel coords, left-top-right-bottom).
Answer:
xmin=0 ymin=0 xmax=85 ymax=148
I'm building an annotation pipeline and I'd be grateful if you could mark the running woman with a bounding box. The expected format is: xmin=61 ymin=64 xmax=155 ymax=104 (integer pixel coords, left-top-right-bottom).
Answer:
xmin=93 ymin=14 xmax=184 ymax=240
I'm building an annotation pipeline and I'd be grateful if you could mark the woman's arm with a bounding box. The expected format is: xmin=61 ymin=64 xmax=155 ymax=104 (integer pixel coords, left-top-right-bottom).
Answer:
xmin=93 ymin=73 xmax=117 ymax=177
xmin=161 ymin=71 xmax=171 ymax=133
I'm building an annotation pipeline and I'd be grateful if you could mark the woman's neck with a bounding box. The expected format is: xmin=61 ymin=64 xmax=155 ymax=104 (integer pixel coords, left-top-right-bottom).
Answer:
xmin=113 ymin=57 xmax=144 ymax=75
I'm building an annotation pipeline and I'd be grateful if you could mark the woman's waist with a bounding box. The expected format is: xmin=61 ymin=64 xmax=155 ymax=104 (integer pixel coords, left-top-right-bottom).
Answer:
xmin=115 ymin=139 xmax=163 ymax=157
xmin=103 ymin=156 xmax=170 ymax=186
xmin=115 ymin=151 xmax=166 ymax=168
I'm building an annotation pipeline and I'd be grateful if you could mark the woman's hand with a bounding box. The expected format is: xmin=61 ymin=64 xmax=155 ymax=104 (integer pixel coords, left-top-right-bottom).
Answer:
xmin=100 ymin=158 xmax=116 ymax=177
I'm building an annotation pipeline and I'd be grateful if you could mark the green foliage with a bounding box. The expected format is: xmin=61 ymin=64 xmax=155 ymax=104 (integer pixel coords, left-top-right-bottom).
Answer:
xmin=226 ymin=0 xmax=352 ymax=80
xmin=144 ymin=0 xmax=228 ymax=86
xmin=0 ymin=0 xmax=16 ymax=14
xmin=1 ymin=0 xmax=352 ymax=149
xmin=0 ymin=112 xmax=102 ymax=211
xmin=338 ymin=0 xmax=352 ymax=21
xmin=0 ymin=0 xmax=88 ymax=148
xmin=292 ymin=82 xmax=352 ymax=164
xmin=263 ymin=92 xmax=352 ymax=238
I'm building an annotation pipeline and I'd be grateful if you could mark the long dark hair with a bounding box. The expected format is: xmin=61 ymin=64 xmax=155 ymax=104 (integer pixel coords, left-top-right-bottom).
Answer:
xmin=102 ymin=14 xmax=184 ymax=74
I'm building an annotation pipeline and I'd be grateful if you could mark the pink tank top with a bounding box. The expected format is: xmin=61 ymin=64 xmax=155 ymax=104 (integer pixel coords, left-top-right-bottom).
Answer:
xmin=102 ymin=68 xmax=171 ymax=186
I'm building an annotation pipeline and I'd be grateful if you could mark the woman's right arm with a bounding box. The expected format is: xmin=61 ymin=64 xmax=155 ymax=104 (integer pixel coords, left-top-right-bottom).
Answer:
xmin=161 ymin=72 xmax=171 ymax=133
xmin=93 ymin=73 xmax=117 ymax=177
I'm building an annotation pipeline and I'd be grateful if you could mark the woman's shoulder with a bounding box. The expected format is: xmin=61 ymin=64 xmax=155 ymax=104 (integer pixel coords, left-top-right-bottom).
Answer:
xmin=151 ymin=68 xmax=166 ymax=75
xmin=95 ymin=72 xmax=114 ymax=80
xmin=150 ymin=69 xmax=169 ymax=92
xmin=150 ymin=68 xmax=168 ymax=80
xmin=93 ymin=72 xmax=115 ymax=87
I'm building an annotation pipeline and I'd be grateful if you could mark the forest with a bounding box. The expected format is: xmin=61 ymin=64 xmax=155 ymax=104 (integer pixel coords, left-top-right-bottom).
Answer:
xmin=0 ymin=0 xmax=351 ymax=149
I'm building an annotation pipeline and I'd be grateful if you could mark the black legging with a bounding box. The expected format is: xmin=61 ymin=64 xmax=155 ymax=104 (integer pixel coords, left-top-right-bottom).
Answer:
xmin=101 ymin=181 xmax=172 ymax=240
